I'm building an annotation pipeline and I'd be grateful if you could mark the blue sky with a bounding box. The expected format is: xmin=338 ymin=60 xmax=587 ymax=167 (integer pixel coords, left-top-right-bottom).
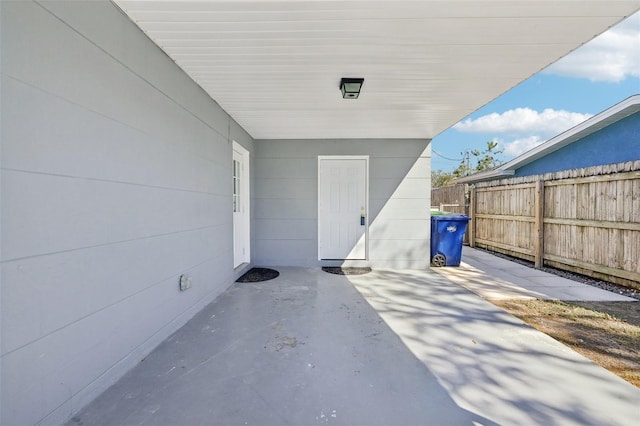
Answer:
xmin=431 ymin=11 xmax=640 ymax=172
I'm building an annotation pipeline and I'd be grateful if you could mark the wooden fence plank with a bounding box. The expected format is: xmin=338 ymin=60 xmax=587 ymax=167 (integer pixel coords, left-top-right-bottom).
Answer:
xmin=534 ymin=179 xmax=544 ymax=268
xmin=544 ymin=170 xmax=640 ymax=186
xmin=475 ymin=238 xmax=535 ymax=256
xmin=476 ymin=182 xmax=536 ymax=191
xmin=475 ymin=213 xmax=534 ymax=223
xmin=544 ymin=253 xmax=640 ymax=284
xmin=468 ymin=162 xmax=640 ymax=288
xmin=470 ymin=186 xmax=476 ymax=247
xmin=543 ymin=218 xmax=640 ymax=231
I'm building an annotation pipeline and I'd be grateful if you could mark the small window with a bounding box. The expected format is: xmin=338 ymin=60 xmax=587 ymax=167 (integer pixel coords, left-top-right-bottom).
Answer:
xmin=233 ymin=159 xmax=241 ymax=212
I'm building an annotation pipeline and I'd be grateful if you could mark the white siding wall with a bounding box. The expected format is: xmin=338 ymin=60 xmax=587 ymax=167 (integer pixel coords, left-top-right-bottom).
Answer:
xmin=0 ymin=2 xmax=254 ymax=425
xmin=254 ymin=139 xmax=431 ymax=268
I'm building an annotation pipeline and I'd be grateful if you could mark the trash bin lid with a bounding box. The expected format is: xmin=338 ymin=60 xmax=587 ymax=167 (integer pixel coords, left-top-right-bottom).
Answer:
xmin=431 ymin=214 xmax=470 ymax=221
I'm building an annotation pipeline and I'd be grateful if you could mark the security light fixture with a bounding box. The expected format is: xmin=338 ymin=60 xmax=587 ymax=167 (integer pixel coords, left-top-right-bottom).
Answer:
xmin=340 ymin=78 xmax=364 ymax=99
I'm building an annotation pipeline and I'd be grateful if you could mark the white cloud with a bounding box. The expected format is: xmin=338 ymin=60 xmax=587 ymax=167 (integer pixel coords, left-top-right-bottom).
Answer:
xmin=453 ymin=108 xmax=591 ymax=136
xmin=544 ymin=11 xmax=640 ymax=82
xmin=500 ymin=136 xmax=545 ymax=157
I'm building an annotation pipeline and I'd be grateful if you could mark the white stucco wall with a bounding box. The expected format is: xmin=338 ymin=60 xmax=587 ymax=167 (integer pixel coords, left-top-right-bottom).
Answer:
xmin=0 ymin=2 xmax=254 ymax=424
xmin=254 ymin=139 xmax=431 ymax=269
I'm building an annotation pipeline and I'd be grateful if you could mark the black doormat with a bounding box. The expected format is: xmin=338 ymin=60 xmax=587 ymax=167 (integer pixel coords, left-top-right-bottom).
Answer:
xmin=236 ymin=268 xmax=280 ymax=283
xmin=322 ymin=267 xmax=372 ymax=276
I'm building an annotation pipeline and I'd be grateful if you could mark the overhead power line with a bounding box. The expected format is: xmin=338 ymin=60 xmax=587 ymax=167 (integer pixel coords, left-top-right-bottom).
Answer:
xmin=432 ymin=149 xmax=463 ymax=162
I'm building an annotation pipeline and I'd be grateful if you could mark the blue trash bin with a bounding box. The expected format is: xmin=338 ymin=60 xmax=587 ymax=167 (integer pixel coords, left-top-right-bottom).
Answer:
xmin=430 ymin=214 xmax=471 ymax=267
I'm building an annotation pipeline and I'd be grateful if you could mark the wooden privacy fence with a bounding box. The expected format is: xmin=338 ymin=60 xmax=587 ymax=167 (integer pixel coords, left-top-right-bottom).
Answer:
xmin=469 ymin=161 xmax=640 ymax=290
xmin=431 ymin=184 xmax=468 ymax=214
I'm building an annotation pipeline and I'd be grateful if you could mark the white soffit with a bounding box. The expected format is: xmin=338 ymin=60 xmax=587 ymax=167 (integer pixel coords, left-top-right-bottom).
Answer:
xmin=113 ymin=1 xmax=640 ymax=140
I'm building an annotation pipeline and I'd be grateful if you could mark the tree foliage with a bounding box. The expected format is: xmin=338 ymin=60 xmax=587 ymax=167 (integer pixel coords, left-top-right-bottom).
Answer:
xmin=432 ymin=169 xmax=455 ymax=188
xmin=431 ymin=141 xmax=504 ymax=188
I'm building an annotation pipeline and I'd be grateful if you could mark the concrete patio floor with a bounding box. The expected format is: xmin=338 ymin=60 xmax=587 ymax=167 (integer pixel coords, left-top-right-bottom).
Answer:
xmin=67 ymin=266 xmax=639 ymax=426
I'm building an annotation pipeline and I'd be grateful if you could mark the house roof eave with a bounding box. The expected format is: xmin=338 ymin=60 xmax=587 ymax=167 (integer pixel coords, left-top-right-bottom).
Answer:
xmin=455 ymin=169 xmax=515 ymax=184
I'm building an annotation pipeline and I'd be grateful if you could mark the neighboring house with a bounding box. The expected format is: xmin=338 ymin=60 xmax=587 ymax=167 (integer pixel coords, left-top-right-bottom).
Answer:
xmin=2 ymin=1 xmax=638 ymax=425
xmin=457 ymin=95 xmax=640 ymax=184
xmin=455 ymin=96 xmax=640 ymax=288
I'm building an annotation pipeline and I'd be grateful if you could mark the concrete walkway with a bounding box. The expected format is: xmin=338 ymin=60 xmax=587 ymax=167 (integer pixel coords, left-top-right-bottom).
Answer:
xmin=67 ymin=267 xmax=639 ymax=426
xmin=433 ymin=247 xmax=636 ymax=301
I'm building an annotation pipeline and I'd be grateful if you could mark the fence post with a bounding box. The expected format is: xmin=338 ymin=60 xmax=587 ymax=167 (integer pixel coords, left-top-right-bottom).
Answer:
xmin=534 ymin=179 xmax=545 ymax=268
xmin=469 ymin=186 xmax=476 ymax=247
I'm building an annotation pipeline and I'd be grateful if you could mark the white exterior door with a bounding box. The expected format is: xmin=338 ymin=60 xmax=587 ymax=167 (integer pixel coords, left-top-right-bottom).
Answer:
xmin=318 ymin=156 xmax=368 ymax=260
xmin=233 ymin=143 xmax=250 ymax=268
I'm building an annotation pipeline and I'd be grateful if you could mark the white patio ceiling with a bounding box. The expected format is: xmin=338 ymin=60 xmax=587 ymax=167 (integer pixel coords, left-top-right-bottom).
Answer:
xmin=113 ymin=1 xmax=640 ymax=140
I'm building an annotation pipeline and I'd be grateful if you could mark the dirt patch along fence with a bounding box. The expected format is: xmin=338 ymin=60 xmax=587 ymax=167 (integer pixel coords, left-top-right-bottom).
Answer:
xmin=469 ymin=161 xmax=640 ymax=290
